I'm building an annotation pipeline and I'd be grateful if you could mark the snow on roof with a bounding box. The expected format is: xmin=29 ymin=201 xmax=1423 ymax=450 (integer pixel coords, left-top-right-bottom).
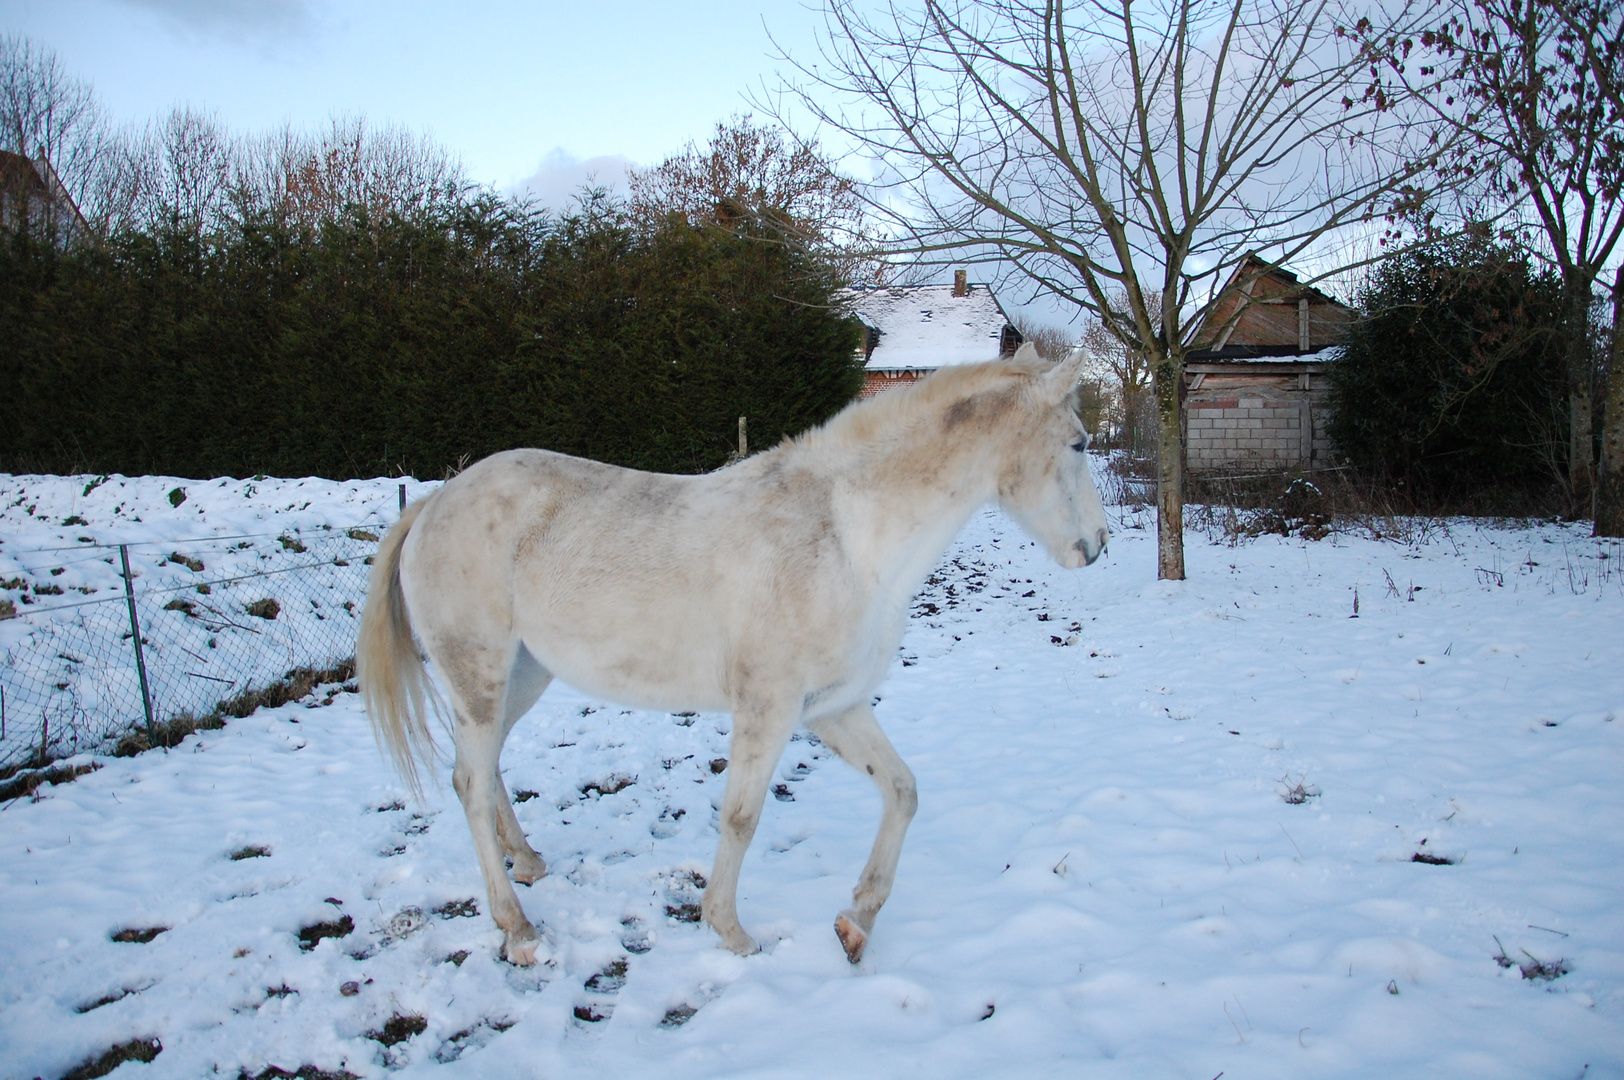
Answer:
xmin=850 ymin=283 xmax=1011 ymax=371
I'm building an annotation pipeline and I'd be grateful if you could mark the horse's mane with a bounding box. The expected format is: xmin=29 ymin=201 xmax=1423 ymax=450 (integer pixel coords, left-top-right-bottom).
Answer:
xmin=786 ymin=356 xmax=1049 ymax=460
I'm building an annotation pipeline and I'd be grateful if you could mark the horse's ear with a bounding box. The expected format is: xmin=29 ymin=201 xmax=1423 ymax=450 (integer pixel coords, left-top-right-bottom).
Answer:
xmin=1012 ymin=341 xmax=1041 ymax=364
xmin=1040 ymin=347 xmax=1087 ymax=398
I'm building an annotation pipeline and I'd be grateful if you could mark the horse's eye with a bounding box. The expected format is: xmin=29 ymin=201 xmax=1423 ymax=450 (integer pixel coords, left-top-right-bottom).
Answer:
xmin=1070 ymin=440 xmax=1088 ymax=453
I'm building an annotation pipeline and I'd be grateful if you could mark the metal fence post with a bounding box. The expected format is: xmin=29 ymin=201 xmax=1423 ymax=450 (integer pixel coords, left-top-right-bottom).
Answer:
xmin=399 ymin=483 xmax=406 ymax=514
xmin=119 ymin=544 xmax=156 ymax=733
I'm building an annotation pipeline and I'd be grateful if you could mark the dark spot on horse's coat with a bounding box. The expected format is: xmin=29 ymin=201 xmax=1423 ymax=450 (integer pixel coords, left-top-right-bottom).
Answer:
xmin=944 ymin=397 xmax=980 ymax=430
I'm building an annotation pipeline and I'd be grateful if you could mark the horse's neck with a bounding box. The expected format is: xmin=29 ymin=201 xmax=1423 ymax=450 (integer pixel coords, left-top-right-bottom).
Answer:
xmin=840 ymin=417 xmax=1010 ymax=594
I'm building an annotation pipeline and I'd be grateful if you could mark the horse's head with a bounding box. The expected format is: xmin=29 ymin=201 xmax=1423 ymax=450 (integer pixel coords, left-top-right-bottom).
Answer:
xmin=997 ymin=345 xmax=1110 ymax=569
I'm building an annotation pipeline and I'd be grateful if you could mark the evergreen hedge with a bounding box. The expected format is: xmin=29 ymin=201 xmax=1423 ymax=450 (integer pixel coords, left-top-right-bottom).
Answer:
xmin=0 ymin=197 xmax=864 ymax=479
xmin=1326 ymin=240 xmax=1568 ymax=500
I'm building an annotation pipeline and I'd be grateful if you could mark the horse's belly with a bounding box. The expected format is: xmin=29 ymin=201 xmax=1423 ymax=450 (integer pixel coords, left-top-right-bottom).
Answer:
xmin=517 ymin=615 xmax=732 ymax=714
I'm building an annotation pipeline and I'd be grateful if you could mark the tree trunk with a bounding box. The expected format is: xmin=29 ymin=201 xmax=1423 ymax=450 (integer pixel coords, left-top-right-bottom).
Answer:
xmin=1153 ymin=348 xmax=1186 ymax=580
xmin=1564 ymin=273 xmax=1597 ymax=512
xmin=1596 ymin=267 xmax=1624 ymax=537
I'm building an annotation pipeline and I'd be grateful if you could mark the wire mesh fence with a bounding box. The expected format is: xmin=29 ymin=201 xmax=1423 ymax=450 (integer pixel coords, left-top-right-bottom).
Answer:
xmin=0 ymin=526 xmax=383 ymax=773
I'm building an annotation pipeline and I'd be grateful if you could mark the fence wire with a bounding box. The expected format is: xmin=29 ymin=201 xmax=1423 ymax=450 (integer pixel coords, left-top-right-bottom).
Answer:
xmin=1 ymin=526 xmax=383 ymax=772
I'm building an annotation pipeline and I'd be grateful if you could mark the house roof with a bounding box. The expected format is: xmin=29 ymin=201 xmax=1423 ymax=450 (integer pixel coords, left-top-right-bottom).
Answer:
xmin=849 ymin=282 xmax=1013 ymax=371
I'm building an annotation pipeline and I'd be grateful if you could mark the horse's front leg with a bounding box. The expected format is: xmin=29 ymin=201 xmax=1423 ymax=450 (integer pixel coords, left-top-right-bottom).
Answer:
xmin=703 ymin=699 xmax=799 ymax=955
xmin=808 ymin=703 xmax=917 ymax=963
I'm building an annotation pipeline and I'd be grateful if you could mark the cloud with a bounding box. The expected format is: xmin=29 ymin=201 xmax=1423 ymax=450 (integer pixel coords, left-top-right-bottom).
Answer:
xmin=511 ymin=148 xmax=634 ymax=211
xmin=112 ymin=0 xmax=319 ymax=42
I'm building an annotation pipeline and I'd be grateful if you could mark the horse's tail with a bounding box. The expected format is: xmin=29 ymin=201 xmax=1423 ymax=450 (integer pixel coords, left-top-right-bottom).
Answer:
xmin=357 ymin=494 xmax=440 ymax=800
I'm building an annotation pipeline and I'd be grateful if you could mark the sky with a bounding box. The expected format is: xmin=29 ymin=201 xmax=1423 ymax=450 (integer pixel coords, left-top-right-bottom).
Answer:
xmin=0 ymin=0 xmax=838 ymax=207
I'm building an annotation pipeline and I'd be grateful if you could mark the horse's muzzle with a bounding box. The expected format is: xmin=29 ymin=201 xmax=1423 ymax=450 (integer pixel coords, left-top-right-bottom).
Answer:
xmin=1073 ymin=529 xmax=1108 ymax=566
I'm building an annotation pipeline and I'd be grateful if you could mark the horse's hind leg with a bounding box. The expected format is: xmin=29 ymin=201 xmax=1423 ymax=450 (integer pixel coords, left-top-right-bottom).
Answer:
xmin=493 ymin=643 xmax=551 ymax=885
xmin=808 ymin=703 xmax=918 ymax=963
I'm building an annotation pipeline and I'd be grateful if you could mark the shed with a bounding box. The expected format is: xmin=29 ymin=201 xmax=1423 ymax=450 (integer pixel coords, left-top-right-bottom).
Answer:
xmin=1182 ymin=256 xmax=1353 ymax=472
xmin=851 ymin=271 xmax=1022 ymax=397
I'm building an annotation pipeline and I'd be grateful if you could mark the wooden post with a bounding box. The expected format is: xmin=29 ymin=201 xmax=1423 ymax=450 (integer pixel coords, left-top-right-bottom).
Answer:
xmin=119 ymin=545 xmax=155 ymax=734
xmin=738 ymin=416 xmax=748 ymax=458
xmin=398 ymin=483 xmax=406 ymax=514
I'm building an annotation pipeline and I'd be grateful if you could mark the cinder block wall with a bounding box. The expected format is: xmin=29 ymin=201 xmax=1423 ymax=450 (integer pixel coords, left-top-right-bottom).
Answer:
xmin=1184 ymin=371 xmax=1334 ymax=472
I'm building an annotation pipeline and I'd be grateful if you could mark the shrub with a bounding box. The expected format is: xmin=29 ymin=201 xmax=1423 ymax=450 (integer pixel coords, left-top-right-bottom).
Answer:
xmin=1326 ymin=239 xmax=1568 ymax=503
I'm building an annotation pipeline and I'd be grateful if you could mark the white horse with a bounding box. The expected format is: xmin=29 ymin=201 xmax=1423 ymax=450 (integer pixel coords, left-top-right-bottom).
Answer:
xmin=357 ymin=343 xmax=1109 ymax=966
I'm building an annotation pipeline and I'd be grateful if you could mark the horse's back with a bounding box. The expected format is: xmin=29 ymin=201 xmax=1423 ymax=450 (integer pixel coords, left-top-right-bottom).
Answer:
xmin=402 ymin=447 xmax=866 ymax=713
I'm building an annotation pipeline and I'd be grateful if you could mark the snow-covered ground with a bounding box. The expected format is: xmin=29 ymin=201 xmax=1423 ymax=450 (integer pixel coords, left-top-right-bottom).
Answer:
xmin=2 ymin=477 xmax=1622 ymax=1080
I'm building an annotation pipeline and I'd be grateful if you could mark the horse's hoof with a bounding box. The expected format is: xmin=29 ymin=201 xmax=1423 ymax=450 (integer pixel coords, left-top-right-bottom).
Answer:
xmin=834 ymin=911 xmax=868 ymax=964
xmin=503 ymin=925 xmax=541 ymax=966
xmin=511 ymin=852 xmax=547 ymax=885
xmin=715 ymin=927 xmax=760 ymax=956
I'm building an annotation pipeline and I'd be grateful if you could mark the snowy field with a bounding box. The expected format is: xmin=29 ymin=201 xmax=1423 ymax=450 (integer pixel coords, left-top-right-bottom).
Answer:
xmin=2 ymin=474 xmax=1623 ymax=1080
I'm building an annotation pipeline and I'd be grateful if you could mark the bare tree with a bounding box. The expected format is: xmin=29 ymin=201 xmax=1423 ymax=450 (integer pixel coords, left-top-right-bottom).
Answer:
xmin=233 ymin=115 xmax=468 ymax=230
xmin=628 ymin=114 xmax=878 ymax=281
xmin=1354 ymin=0 xmax=1624 ymax=518
xmin=775 ymin=0 xmax=1449 ymax=577
xmin=0 ymin=34 xmax=122 ymax=234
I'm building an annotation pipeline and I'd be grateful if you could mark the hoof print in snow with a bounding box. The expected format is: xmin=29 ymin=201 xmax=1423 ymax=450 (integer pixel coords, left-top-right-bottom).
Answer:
xmin=368 ymin=1013 xmax=427 ymax=1053
xmin=375 ymin=800 xmax=405 ymax=813
xmin=573 ymin=1003 xmax=611 ymax=1023
xmin=60 ymin=1037 xmax=161 ymax=1080
xmin=75 ymin=984 xmax=147 ymax=1013
xmin=585 ymin=958 xmax=629 ymax=993
xmin=378 ymin=843 xmax=407 ymax=857
xmin=672 ymin=711 xmax=697 ymax=726
xmin=110 ymin=925 xmax=168 ymax=944
xmin=772 ymin=783 xmax=795 ymax=802
xmin=229 ymin=845 xmax=272 ymax=860
xmin=382 ymin=906 xmax=427 ymax=941
xmin=433 ymin=898 xmax=479 ymax=919
xmin=1410 ymin=851 xmax=1456 ymax=865
xmin=660 ymin=1003 xmax=699 ymax=1028
xmin=513 ymin=789 xmax=539 ymax=803
xmin=296 ymin=915 xmax=353 ymax=951
xmin=241 ymin=1067 xmax=360 ymax=1080
xmin=443 ymin=950 xmax=470 ymax=967
xmin=404 ymin=814 xmax=432 ymax=836
xmin=661 ymin=868 xmax=706 ymax=923
xmin=651 ymin=806 xmax=686 ymax=838
xmin=581 ymin=773 xmax=636 ymax=797
xmin=620 ymin=915 xmax=654 ymax=954
xmin=435 ymin=1019 xmax=515 ymax=1063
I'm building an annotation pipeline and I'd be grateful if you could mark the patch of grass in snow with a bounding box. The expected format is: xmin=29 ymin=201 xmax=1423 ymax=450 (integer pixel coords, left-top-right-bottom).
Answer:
xmin=432 ymin=898 xmax=479 ymax=918
xmin=368 ymin=1013 xmax=427 ymax=1047
xmin=0 ymin=761 xmax=100 ymax=802
xmin=112 ymin=661 xmax=356 ymax=758
xmin=59 ymin=1037 xmax=161 ymax=1080
xmin=229 ymin=845 xmax=272 ymax=861
xmin=109 ymin=925 xmax=167 ymax=944
xmin=239 ymin=1066 xmax=359 ymax=1080
xmin=1410 ymin=852 xmax=1457 ymax=865
xmin=660 ymin=1003 xmax=699 ymax=1028
xmin=296 ymin=915 xmax=353 ymax=951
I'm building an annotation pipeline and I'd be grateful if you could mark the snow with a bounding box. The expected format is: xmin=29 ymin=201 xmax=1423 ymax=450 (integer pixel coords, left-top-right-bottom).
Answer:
xmin=851 ymin=284 xmax=1010 ymax=371
xmin=2 ymin=475 xmax=1623 ymax=1080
